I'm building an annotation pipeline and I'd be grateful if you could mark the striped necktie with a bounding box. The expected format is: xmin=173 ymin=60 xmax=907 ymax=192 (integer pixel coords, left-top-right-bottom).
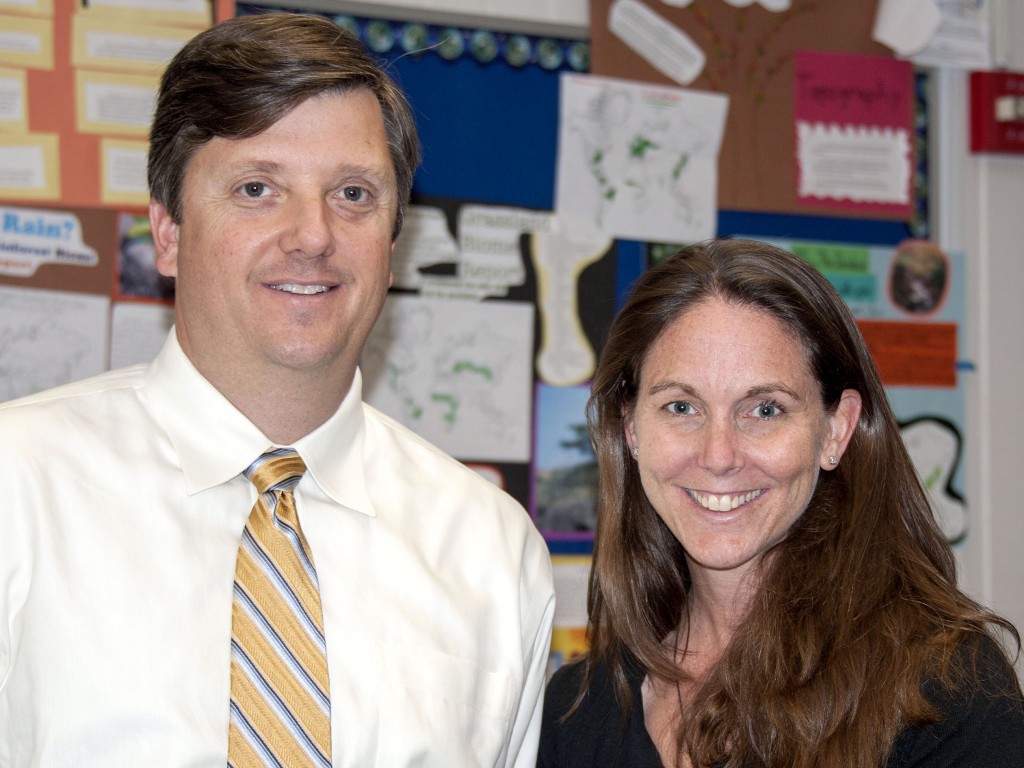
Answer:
xmin=228 ymin=448 xmax=332 ymax=767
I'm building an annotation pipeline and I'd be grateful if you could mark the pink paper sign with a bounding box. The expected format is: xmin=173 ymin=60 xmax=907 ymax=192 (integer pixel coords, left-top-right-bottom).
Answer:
xmin=794 ymin=50 xmax=914 ymax=217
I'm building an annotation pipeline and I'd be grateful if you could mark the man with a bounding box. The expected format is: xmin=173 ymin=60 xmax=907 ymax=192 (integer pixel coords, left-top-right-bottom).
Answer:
xmin=0 ymin=13 xmax=555 ymax=767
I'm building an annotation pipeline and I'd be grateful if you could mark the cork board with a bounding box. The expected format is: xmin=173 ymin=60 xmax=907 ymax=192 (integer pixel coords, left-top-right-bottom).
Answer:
xmin=589 ymin=0 xmax=899 ymax=218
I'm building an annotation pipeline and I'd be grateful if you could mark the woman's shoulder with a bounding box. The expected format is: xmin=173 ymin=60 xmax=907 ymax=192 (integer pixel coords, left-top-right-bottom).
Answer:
xmin=543 ymin=655 xmax=621 ymax=733
xmin=540 ymin=653 xmax=660 ymax=768
xmin=887 ymin=633 xmax=1024 ymax=766
xmin=545 ymin=652 xmax=646 ymax=714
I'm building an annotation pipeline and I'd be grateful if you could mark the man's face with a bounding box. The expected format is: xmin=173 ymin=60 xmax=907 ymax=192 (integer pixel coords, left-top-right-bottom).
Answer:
xmin=151 ymin=89 xmax=397 ymax=392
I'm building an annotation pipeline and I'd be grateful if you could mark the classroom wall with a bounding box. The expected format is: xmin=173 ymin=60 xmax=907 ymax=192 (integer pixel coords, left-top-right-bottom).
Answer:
xmin=339 ymin=0 xmax=1024 ymax=644
xmin=391 ymin=0 xmax=1024 ymax=644
xmin=527 ymin=0 xmax=1024 ymax=650
xmin=4 ymin=0 xmax=1021 ymax=644
xmin=945 ymin=1 xmax=1024 ymax=650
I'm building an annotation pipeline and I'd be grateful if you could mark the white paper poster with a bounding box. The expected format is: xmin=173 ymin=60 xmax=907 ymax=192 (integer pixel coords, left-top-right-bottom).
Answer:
xmin=0 ymin=285 xmax=109 ymax=401
xmin=555 ymin=72 xmax=728 ymax=245
xmin=361 ymin=294 xmax=534 ymax=462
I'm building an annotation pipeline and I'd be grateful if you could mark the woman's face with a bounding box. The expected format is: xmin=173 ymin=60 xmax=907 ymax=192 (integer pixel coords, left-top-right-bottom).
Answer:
xmin=624 ymin=297 xmax=860 ymax=582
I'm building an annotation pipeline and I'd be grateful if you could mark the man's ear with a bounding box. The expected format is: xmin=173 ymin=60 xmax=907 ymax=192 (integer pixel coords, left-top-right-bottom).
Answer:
xmin=820 ymin=389 xmax=862 ymax=470
xmin=149 ymin=199 xmax=180 ymax=278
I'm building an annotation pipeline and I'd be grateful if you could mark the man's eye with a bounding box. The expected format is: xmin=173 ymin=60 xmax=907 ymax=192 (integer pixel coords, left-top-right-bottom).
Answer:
xmin=241 ymin=182 xmax=268 ymax=198
xmin=342 ymin=186 xmax=367 ymax=202
xmin=666 ymin=401 xmax=694 ymax=416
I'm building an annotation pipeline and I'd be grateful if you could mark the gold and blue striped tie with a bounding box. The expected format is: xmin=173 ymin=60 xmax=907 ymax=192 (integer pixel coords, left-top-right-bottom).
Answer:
xmin=228 ymin=448 xmax=332 ymax=767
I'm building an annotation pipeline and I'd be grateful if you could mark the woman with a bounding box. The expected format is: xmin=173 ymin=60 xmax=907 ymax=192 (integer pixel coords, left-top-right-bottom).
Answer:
xmin=540 ymin=239 xmax=1024 ymax=767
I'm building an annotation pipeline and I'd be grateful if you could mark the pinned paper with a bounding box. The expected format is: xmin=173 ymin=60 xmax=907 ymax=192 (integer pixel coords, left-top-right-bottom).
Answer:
xmin=100 ymin=138 xmax=149 ymax=206
xmin=361 ymin=294 xmax=534 ymax=462
xmin=110 ymin=301 xmax=174 ymax=369
xmin=556 ymin=72 xmax=728 ymax=244
xmin=531 ymin=230 xmax=612 ymax=387
xmin=901 ymin=418 xmax=966 ymax=543
xmin=453 ymin=205 xmax=551 ymax=293
xmin=0 ymin=205 xmax=97 ymax=277
xmin=0 ymin=132 xmax=59 ymax=200
xmin=794 ymin=51 xmax=913 ymax=216
xmin=872 ymin=0 xmax=943 ymax=57
xmin=0 ymin=14 xmax=53 ymax=70
xmin=71 ymin=15 xmax=195 ymax=73
xmin=608 ymin=0 xmax=705 ymax=86
xmin=909 ymin=9 xmax=992 ymax=71
xmin=0 ymin=67 xmax=27 ymax=132
xmin=548 ymin=555 xmax=592 ymax=670
xmin=75 ymin=69 xmax=159 ymax=137
xmin=534 ymin=384 xmax=597 ymax=536
xmin=857 ymin=319 xmax=957 ymax=388
xmin=390 ymin=206 xmax=460 ymax=291
xmin=0 ymin=284 xmax=109 ymax=401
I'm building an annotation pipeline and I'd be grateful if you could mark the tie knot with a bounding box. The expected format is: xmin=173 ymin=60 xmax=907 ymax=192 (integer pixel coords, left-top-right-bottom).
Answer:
xmin=244 ymin=448 xmax=306 ymax=495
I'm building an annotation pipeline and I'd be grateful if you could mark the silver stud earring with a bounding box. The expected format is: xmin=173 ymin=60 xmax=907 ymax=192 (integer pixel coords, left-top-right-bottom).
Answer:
xmin=633 ymin=447 xmax=639 ymax=459
xmin=828 ymin=455 xmax=837 ymax=465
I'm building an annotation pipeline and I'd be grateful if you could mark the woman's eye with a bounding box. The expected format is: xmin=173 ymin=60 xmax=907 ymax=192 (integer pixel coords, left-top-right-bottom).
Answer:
xmin=342 ymin=186 xmax=367 ymax=202
xmin=666 ymin=401 xmax=694 ymax=416
xmin=241 ymin=182 xmax=268 ymax=198
xmin=753 ymin=402 xmax=783 ymax=419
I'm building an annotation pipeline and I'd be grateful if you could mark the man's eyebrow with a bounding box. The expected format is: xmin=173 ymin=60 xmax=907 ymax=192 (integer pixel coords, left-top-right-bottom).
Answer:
xmin=219 ymin=159 xmax=284 ymax=175
xmin=218 ymin=159 xmax=393 ymax=183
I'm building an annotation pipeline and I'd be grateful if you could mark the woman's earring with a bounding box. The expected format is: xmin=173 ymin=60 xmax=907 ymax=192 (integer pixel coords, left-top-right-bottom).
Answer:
xmin=633 ymin=447 xmax=639 ymax=459
xmin=828 ymin=455 xmax=837 ymax=465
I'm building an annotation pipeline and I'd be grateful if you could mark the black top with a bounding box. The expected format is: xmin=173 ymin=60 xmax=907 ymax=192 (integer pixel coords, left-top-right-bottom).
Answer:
xmin=539 ymin=638 xmax=1024 ymax=767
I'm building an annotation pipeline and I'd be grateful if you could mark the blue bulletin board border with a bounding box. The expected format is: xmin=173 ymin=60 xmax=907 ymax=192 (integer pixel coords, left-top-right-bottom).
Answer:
xmin=238 ymin=6 xmax=929 ymax=249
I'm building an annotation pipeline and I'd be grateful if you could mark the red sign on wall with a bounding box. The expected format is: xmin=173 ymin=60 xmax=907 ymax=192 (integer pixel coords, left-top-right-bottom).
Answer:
xmin=970 ymin=70 xmax=1024 ymax=154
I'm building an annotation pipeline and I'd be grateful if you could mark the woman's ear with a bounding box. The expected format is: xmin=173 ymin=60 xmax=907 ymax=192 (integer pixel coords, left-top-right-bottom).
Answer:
xmin=623 ymin=406 xmax=637 ymax=455
xmin=820 ymin=389 xmax=862 ymax=470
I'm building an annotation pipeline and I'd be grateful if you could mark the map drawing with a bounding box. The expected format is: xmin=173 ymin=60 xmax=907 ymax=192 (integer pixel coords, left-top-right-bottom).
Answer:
xmin=0 ymin=285 xmax=109 ymax=401
xmin=360 ymin=294 xmax=534 ymax=462
xmin=556 ymin=72 xmax=728 ymax=245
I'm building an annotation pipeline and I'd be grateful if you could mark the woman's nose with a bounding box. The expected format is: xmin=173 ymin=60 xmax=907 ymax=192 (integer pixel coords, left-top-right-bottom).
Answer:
xmin=696 ymin=416 xmax=742 ymax=474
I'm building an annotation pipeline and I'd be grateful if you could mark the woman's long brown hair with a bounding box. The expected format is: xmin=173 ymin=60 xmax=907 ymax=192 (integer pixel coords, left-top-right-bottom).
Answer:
xmin=579 ymin=238 xmax=1019 ymax=767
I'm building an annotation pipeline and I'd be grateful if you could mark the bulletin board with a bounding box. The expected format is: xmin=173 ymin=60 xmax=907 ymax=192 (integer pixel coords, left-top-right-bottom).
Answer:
xmin=259 ymin=4 xmax=931 ymax=537
xmin=0 ymin=0 xmax=201 ymax=399
xmin=1 ymin=0 xmax=956 ymax=557
xmin=0 ymin=1 xmax=969 ymax=672
xmin=588 ymin=0 xmax=903 ymax=219
xmin=0 ymin=0 xmax=209 ymax=209
xmin=302 ymin=1 xmax=965 ymax=675
xmin=228 ymin=3 xmax=622 ymax=517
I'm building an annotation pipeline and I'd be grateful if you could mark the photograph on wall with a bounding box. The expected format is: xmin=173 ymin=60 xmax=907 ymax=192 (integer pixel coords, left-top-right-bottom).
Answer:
xmin=116 ymin=212 xmax=174 ymax=301
xmin=532 ymin=382 xmax=597 ymax=540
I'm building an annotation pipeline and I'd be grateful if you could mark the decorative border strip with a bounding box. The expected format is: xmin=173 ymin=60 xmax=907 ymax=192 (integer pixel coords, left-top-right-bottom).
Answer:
xmin=237 ymin=4 xmax=589 ymax=72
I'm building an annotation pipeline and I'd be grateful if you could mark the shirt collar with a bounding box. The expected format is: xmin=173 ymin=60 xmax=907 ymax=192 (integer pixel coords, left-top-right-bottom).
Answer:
xmin=293 ymin=369 xmax=376 ymax=517
xmin=144 ymin=330 xmax=376 ymax=517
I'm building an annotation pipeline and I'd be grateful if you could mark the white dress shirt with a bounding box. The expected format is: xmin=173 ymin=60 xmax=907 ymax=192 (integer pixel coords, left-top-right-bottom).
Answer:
xmin=0 ymin=332 xmax=555 ymax=767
